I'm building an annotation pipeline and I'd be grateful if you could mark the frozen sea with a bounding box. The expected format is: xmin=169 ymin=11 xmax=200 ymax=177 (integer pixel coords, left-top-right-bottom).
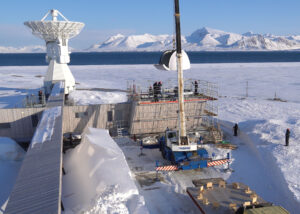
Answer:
xmin=2 ymin=51 xmax=300 ymax=66
xmin=0 ymin=62 xmax=300 ymax=213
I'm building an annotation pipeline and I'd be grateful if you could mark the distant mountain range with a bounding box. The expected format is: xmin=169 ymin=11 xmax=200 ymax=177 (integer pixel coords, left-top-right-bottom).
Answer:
xmin=0 ymin=45 xmax=45 ymax=53
xmin=87 ymin=27 xmax=300 ymax=51
xmin=2 ymin=27 xmax=300 ymax=53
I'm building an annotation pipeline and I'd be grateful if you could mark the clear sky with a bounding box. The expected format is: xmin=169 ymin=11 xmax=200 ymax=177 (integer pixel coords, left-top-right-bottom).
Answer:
xmin=1 ymin=0 xmax=300 ymax=49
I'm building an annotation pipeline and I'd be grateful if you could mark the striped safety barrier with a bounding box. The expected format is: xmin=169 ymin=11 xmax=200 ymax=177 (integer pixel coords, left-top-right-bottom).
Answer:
xmin=156 ymin=165 xmax=178 ymax=171
xmin=207 ymin=159 xmax=229 ymax=167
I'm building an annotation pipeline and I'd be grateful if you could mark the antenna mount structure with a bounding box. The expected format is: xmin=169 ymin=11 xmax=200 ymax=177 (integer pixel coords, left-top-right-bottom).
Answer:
xmin=24 ymin=9 xmax=84 ymax=95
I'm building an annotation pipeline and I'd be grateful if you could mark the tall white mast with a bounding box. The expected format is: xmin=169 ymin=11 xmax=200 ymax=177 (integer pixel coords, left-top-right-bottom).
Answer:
xmin=174 ymin=0 xmax=187 ymax=144
xmin=154 ymin=0 xmax=191 ymax=146
xmin=24 ymin=9 xmax=84 ymax=95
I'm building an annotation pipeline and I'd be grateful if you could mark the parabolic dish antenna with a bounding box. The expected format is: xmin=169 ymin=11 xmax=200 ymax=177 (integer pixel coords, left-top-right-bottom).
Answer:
xmin=24 ymin=9 xmax=85 ymax=95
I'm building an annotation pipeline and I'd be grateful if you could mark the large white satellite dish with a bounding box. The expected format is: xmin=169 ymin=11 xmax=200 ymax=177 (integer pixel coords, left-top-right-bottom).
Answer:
xmin=24 ymin=9 xmax=84 ymax=95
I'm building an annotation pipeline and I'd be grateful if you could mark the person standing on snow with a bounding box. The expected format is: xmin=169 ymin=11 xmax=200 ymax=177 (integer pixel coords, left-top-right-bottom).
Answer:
xmin=233 ymin=123 xmax=238 ymax=136
xmin=285 ymin=128 xmax=290 ymax=146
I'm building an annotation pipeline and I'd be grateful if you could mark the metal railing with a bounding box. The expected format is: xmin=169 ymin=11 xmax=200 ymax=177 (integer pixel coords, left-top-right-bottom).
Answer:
xmin=22 ymin=94 xmax=46 ymax=108
xmin=126 ymin=79 xmax=218 ymax=103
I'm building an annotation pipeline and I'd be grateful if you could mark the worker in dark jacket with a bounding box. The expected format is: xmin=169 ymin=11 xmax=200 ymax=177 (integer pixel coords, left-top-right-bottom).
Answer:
xmin=153 ymin=82 xmax=158 ymax=102
xmin=233 ymin=123 xmax=238 ymax=136
xmin=174 ymin=86 xmax=178 ymax=97
xmin=158 ymin=81 xmax=162 ymax=97
xmin=194 ymin=80 xmax=198 ymax=95
xmin=149 ymin=86 xmax=153 ymax=96
xmin=38 ymin=90 xmax=43 ymax=104
xmin=285 ymin=128 xmax=290 ymax=146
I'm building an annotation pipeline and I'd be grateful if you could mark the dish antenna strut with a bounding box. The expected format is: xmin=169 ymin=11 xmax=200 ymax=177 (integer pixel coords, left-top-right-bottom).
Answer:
xmin=24 ymin=9 xmax=84 ymax=95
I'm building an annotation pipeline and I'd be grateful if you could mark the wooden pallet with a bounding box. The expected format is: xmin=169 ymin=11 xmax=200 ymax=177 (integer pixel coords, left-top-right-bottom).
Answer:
xmin=193 ymin=178 xmax=225 ymax=187
xmin=216 ymin=143 xmax=237 ymax=150
xmin=187 ymin=180 xmax=268 ymax=214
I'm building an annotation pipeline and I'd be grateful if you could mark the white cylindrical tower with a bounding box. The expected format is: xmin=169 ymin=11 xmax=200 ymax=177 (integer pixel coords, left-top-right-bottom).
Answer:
xmin=24 ymin=9 xmax=84 ymax=95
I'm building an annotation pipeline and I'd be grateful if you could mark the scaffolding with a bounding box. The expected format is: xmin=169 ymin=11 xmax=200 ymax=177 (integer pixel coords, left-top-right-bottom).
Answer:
xmin=127 ymin=79 xmax=223 ymax=142
xmin=127 ymin=79 xmax=218 ymax=102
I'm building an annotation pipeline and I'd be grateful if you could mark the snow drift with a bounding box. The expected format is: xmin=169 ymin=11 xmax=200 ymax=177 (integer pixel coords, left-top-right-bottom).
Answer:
xmin=31 ymin=106 xmax=62 ymax=148
xmin=62 ymin=128 xmax=148 ymax=214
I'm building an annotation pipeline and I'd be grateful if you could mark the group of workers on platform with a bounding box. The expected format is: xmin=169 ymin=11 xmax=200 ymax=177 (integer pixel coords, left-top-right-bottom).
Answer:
xmin=149 ymin=81 xmax=162 ymax=102
xmin=148 ymin=80 xmax=199 ymax=102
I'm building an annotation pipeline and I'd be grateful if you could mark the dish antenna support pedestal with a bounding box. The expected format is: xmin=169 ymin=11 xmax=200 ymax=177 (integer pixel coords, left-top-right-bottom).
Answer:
xmin=24 ymin=9 xmax=84 ymax=95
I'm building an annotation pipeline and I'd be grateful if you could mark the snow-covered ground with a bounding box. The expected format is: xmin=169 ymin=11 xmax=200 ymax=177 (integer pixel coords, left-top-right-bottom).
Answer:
xmin=0 ymin=62 xmax=300 ymax=213
xmin=113 ymin=137 xmax=230 ymax=214
xmin=0 ymin=138 xmax=25 ymax=213
xmin=219 ymin=98 xmax=300 ymax=212
xmin=0 ymin=62 xmax=299 ymax=107
xmin=69 ymin=90 xmax=127 ymax=105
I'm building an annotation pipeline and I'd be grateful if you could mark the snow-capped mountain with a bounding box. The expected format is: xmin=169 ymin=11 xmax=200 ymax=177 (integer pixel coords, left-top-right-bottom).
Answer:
xmin=2 ymin=27 xmax=300 ymax=53
xmin=0 ymin=45 xmax=45 ymax=53
xmin=89 ymin=33 xmax=174 ymax=51
xmin=0 ymin=45 xmax=46 ymax=53
xmin=186 ymin=27 xmax=242 ymax=46
xmin=87 ymin=27 xmax=300 ymax=51
xmin=0 ymin=45 xmax=79 ymax=53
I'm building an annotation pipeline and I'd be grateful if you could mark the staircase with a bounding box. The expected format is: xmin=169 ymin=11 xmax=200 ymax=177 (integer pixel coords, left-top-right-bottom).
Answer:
xmin=211 ymin=130 xmax=223 ymax=143
xmin=117 ymin=128 xmax=123 ymax=137
xmin=116 ymin=127 xmax=129 ymax=137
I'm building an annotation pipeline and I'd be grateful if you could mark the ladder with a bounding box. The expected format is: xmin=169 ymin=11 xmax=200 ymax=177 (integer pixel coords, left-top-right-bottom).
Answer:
xmin=117 ymin=128 xmax=123 ymax=137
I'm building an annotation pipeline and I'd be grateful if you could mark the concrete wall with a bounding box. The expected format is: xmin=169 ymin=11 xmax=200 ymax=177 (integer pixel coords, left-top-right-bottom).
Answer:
xmin=63 ymin=103 xmax=131 ymax=134
xmin=0 ymin=100 xmax=207 ymax=140
xmin=129 ymin=101 xmax=206 ymax=135
xmin=0 ymin=108 xmax=44 ymax=141
xmin=0 ymin=103 xmax=132 ymax=141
